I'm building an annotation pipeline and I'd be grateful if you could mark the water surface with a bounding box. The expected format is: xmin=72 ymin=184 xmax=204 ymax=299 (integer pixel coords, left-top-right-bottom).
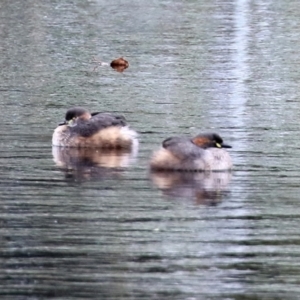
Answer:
xmin=1 ymin=0 xmax=300 ymax=299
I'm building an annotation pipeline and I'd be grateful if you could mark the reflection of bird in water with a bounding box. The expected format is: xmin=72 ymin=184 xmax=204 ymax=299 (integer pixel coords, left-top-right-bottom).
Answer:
xmin=150 ymin=132 xmax=232 ymax=171
xmin=92 ymin=57 xmax=129 ymax=72
xmin=150 ymin=171 xmax=232 ymax=205
xmin=52 ymin=107 xmax=138 ymax=150
xmin=52 ymin=147 xmax=138 ymax=182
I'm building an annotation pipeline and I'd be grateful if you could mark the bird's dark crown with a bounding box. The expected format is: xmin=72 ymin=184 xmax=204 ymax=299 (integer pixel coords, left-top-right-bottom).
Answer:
xmin=65 ymin=107 xmax=89 ymax=121
xmin=192 ymin=133 xmax=231 ymax=149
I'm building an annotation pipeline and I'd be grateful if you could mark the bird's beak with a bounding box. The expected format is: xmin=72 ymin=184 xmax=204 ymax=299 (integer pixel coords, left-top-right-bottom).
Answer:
xmin=58 ymin=120 xmax=67 ymax=126
xmin=221 ymin=143 xmax=232 ymax=148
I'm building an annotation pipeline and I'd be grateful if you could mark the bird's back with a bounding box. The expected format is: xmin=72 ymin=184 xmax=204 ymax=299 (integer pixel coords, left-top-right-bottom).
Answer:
xmin=52 ymin=111 xmax=137 ymax=149
xmin=70 ymin=112 xmax=127 ymax=137
xmin=151 ymin=136 xmax=232 ymax=171
xmin=162 ymin=136 xmax=206 ymax=160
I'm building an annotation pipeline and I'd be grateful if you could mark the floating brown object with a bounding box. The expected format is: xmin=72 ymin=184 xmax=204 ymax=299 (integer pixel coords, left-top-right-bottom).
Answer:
xmin=92 ymin=57 xmax=129 ymax=72
xmin=110 ymin=57 xmax=129 ymax=68
xmin=110 ymin=57 xmax=129 ymax=72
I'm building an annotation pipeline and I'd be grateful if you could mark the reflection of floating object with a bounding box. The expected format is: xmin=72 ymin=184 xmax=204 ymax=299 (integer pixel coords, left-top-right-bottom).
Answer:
xmin=92 ymin=57 xmax=129 ymax=72
xmin=150 ymin=171 xmax=232 ymax=205
xmin=52 ymin=107 xmax=138 ymax=150
xmin=52 ymin=146 xmax=138 ymax=181
xmin=53 ymin=147 xmax=138 ymax=169
xmin=110 ymin=64 xmax=128 ymax=73
xmin=150 ymin=133 xmax=232 ymax=171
